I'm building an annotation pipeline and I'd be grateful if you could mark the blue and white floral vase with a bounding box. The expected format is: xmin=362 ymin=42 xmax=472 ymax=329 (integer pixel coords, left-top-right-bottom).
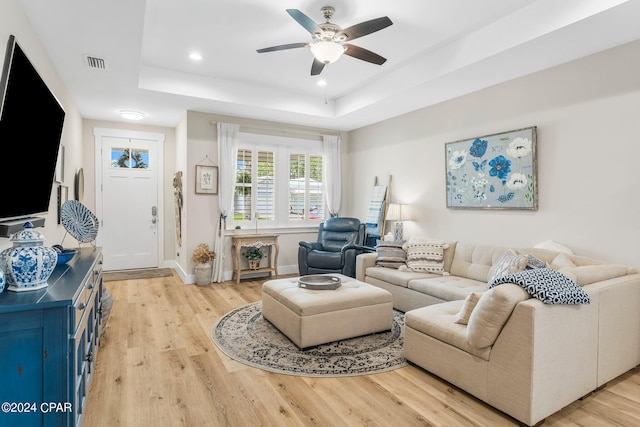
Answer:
xmin=0 ymin=268 xmax=5 ymax=293
xmin=0 ymin=221 xmax=58 ymax=292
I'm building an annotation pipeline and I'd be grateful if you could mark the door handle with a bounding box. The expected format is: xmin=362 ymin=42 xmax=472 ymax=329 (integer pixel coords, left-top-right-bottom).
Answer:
xmin=151 ymin=206 xmax=157 ymax=224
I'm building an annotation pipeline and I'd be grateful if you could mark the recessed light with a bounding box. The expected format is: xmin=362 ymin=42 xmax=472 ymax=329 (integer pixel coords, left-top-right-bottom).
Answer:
xmin=119 ymin=110 xmax=145 ymax=120
xmin=189 ymin=52 xmax=203 ymax=61
xmin=317 ymin=80 xmax=327 ymax=86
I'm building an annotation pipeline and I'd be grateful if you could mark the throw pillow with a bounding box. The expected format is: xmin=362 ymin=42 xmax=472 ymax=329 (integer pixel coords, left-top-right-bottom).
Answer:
xmin=454 ymin=292 xmax=483 ymax=325
xmin=488 ymin=249 xmax=528 ymax=283
xmin=375 ymin=240 xmax=406 ymax=269
xmin=525 ymin=254 xmax=548 ymax=270
xmin=489 ymin=268 xmax=591 ymax=304
xmin=466 ymin=284 xmax=530 ymax=348
xmin=401 ymin=239 xmax=449 ymax=274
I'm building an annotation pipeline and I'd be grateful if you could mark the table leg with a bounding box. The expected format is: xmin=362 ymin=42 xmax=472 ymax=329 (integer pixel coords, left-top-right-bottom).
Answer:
xmin=234 ymin=242 xmax=241 ymax=285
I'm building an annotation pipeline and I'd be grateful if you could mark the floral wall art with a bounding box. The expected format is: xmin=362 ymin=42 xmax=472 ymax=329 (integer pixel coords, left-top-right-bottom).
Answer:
xmin=445 ymin=126 xmax=537 ymax=210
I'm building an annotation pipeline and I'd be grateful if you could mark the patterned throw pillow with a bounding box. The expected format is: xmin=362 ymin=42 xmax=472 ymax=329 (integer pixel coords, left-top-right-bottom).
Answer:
xmin=489 ymin=268 xmax=591 ymax=304
xmin=400 ymin=240 xmax=449 ymax=274
xmin=525 ymin=254 xmax=548 ymax=270
xmin=488 ymin=249 xmax=529 ymax=283
xmin=375 ymin=240 xmax=406 ymax=269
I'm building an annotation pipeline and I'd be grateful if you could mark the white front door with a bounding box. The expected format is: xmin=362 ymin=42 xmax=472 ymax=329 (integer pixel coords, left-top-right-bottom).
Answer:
xmin=94 ymin=128 xmax=164 ymax=271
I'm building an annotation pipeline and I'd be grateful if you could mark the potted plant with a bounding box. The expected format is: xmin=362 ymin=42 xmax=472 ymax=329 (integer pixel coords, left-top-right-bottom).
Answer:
xmin=243 ymin=247 xmax=264 ymax=270
xmin=192 ymin=243 xmax=215 ymax=286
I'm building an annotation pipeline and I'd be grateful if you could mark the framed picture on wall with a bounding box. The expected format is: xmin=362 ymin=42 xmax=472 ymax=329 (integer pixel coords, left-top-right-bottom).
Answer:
xmin=57 ymin=185 xmax=68 ymax=224
xmin=195 ymin=165 xmax=218 ymax=194
xmin=445 ymin=126 xmax=537 ymax=210
xmin=55 ymin=145 xmax=64 ymax=183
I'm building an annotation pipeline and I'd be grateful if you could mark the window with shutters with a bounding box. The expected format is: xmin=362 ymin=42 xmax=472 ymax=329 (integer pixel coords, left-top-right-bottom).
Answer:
xmin=231 ymin=133 xmax=326 ymax=229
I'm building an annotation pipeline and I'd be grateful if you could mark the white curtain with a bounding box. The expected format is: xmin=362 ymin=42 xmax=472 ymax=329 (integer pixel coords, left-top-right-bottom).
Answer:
xmin=212 ymin=122 xmax=239 ymax=282
xmin=323 ymin=135 xmax=341 ymax=217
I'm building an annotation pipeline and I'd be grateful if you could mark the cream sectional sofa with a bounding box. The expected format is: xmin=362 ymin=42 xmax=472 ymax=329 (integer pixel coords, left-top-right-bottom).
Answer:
xmin=355 ymin=241 xmax=640 ymax=426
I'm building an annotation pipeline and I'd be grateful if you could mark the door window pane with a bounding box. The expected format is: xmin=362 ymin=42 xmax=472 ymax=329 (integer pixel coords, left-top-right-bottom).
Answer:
xmin=110 ymin=147 xmax=149 ymax=169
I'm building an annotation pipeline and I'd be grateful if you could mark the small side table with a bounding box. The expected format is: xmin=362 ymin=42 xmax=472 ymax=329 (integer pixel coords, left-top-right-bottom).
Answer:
xmin=231 ymin=233 xmax=279 ymax=285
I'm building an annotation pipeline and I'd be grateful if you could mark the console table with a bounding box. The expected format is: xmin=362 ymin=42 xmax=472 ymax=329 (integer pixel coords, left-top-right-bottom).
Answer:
xmin=231 ymin=233 xmax=279 ymax=284
xmin=0 ymin=247 xmax=103 ymax=427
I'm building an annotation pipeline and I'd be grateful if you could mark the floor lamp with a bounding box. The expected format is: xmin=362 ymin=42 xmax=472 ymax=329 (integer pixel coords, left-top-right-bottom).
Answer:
xmin=386 ymin=204 xmax=410 ymax=241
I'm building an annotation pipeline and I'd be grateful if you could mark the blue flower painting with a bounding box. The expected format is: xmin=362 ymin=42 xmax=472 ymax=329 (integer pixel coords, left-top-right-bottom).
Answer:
xmin=446 ymin=127 xmax=537 ymax=209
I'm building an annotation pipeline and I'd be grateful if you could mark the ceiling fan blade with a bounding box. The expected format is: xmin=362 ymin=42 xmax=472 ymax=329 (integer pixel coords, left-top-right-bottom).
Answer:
xmin=311 ymin=58 xmax=326 ymax=76
xmin=286 ymin=9 xmax=322 ymax=36
xmin=343 ymin=44 xmax=387 ymax=65
xmin=338 ymin=17 xmax=393 ymax=41
xmin=257 ymin=42 xmax=308 ymax=53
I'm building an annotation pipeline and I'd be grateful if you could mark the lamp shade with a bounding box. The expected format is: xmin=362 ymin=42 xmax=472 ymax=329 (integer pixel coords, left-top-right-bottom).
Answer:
xmin=310 ymin=41 xmax=345 ymax=64
xmin=386 ymin=204 xmax=411 ymax=221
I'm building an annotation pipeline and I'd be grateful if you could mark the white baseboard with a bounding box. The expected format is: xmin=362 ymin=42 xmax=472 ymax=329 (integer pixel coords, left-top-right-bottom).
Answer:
xmin=161 ymin=260 xmax=299 ymax=285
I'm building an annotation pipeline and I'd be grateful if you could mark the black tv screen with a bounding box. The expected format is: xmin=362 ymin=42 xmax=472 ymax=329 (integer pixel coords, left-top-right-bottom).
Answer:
xmin=0 ymin=35 xmax=65 ymax=222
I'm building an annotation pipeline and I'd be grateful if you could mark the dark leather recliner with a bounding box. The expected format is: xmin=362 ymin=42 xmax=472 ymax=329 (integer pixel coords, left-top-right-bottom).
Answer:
xmin=298 ymin=217 xmax=367 ymax=278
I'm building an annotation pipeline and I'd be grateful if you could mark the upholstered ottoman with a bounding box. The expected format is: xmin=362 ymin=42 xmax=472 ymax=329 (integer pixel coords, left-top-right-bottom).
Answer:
xmin=262 ymin=274 xmax=393 ymax=348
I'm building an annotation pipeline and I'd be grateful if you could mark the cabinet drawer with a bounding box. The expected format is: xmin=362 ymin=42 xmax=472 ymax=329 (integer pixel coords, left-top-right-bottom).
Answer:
xmin=72 ymin=283 xmax=96 ymax=334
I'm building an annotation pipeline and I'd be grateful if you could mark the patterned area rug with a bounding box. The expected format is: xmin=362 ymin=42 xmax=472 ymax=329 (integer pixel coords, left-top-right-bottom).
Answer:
xmin=211 ymin=302 xmax=407 ymax=377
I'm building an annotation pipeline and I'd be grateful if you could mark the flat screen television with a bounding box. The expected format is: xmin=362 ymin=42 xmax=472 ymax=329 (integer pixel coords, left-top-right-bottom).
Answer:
xmin=0 ymin=35 xmax=65 ymax=225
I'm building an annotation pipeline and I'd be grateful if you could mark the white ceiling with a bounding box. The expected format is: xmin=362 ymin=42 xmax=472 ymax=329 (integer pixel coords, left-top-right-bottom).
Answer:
xmin=17 ymin=0 xmax=640 ymax=131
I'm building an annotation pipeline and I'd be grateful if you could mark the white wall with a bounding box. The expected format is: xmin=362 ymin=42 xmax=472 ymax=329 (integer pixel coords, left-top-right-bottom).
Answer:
xmin=0 ymin=0 xmax=83 ymax=250
xmin=347 ymin=40 xmax=640 ymax=269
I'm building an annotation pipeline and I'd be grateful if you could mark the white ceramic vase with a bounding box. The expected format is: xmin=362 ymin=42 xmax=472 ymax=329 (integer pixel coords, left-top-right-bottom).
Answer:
xmin=0 ymin=222 xmax=58 ymax=292
xmin=195 ymin=262 xmax=212 ymax=286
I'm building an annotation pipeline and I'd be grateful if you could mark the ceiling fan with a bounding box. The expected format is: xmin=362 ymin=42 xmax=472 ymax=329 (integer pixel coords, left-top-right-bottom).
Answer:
xmin=257 ymin=6 xmax=393 ymax=76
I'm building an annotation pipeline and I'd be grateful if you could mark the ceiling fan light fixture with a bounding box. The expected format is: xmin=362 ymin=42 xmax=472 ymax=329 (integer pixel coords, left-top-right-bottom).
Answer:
xmin=119 ymin=110 xmax=145 ymax=120
xmin=310 ymin=41 xmax=344 ymax=64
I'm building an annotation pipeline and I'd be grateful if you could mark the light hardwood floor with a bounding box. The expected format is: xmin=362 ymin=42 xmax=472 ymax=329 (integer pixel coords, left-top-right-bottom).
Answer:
xmin=82 ymin=271 xmax=640 ymax=426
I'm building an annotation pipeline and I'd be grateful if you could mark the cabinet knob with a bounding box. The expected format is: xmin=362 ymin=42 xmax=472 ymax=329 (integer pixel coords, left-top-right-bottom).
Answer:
xmin=77 ymin=302 xmax=86 ymax=311
xmin=86 ymin=352 xmax=93 ymax=363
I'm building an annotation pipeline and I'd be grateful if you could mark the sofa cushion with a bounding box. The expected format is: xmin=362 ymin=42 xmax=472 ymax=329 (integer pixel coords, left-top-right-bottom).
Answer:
xmin=567 ymin=265 xmax=632 ymax=286
xmin=366 ymin=266 xmax=435 ymax=288
xmin=547 ymin=253 xmax=632 ymax=286
xmin=401 ymin=239 xmax=448 ymax=274
xmin=408 ymin=275 xmax=487 ymax=301
xmin=488 ymin=249 xmax=528 ymax=283
xmin=450 ymin=242 xmax=508 ymax=282
xmin=489 ymin=268 xmax=591 ymax=304
xmin=375 ymin=240 xmax=406 ymax=269
xmin=550 ymin=253 xmax=576 ymax=270
xmin=466 ymin=283 xmax=530 ymax=349
xmin=455 ymin=292 xmax=483 ymax=325
xmin=533 ymin=240 xmax=573 ymax=254
xmin=405 ymin=302 xmax=491 ymax=360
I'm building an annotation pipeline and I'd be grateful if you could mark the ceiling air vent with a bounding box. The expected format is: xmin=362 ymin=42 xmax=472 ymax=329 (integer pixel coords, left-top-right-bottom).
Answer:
xmin=84 ymin=55 xmax=107 ymax=70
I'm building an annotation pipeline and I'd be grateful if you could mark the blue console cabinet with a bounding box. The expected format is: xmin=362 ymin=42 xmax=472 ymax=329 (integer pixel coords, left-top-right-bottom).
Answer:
xmin=0 ymin=248 xmax=103 ymax=427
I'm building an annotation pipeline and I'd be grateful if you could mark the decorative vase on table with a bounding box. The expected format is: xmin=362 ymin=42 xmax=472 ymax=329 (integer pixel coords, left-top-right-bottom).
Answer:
xmin=194 ymin=262 xmax=212 ymax=286
xmin=248 ymin=259 xmax=260 ymax=270
xmin=0 ymin=221 xmax=58 ymax=292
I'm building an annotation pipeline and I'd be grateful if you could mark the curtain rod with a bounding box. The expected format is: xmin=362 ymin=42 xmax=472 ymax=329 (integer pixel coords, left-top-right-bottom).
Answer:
xmin=211 ymin=121 xmax=340 ymax=141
